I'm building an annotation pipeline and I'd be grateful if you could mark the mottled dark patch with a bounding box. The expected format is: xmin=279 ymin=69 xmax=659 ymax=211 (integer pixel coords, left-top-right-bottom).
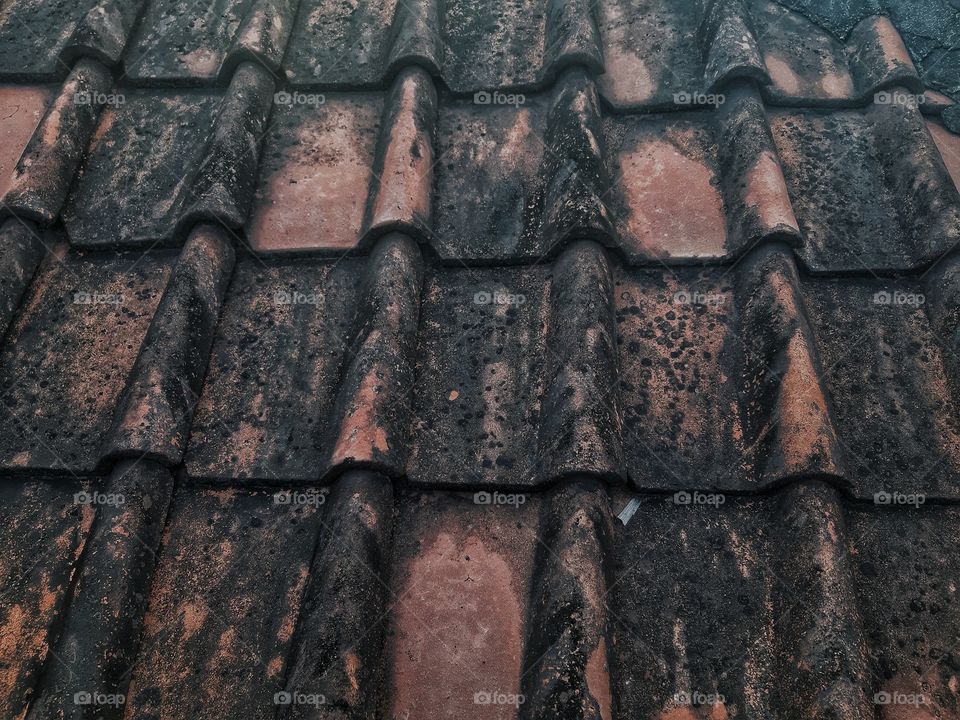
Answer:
xmin=63 ymin=90 xmax=222 ymax=248
xmin=185 ymin=255 xmax=362 ymax=481
xmin=124 ymin=0 xmax=257 ymax=83
xmin=0 ymin=248 xmax=174 ymax=472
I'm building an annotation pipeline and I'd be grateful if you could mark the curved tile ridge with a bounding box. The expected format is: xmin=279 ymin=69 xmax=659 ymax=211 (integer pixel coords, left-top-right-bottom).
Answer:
xmin=925 ymin=249 xmax=960 ymax=392
xmin=60 ymin=0 xmax=148 ymax=68
xmin=179 ymin=61 xmax=276 ymax=234
xmin=360 ymin=67 xmax=437 ymax=249
xmin=847 ymin=15 xmax=920 ymax=97
xmin=2 ymin=58 xmax=113 ymax=225
xmin=24 ymin=459 xmax=174 ymax=720
xmin=0 ymin=479 xmax=95 ymax=718
xmin=219 ymin=0 xmax=300 ymax=81
xmin=538 ymin=241 xmax=624 ymax=484
xmin=699 ymin=0 xmax=768 ymax=93
xmin=715 ymin=80 xmax=802 ymax=254
xmin=0 ymin=220 xmax=46 ymax=343
xmin=736 ymin=243 xmax=846 ymax=487
xmin=279 ymin=470 xmax=394 ymax=719
xmin=868 ymin=87 xmax=960 ymax=269
xmin=520 ymin=478 xmax=615 ymax=720
xmin=282 ymin=0 xmax=602 ymax=91
xmin=102 ymin=223 xmax=235 ymax=467
xmin=324 ymin=233 xmax=424 ymax=479
xmin=385 ymin=0 xmax=442 ymax=78
xmin=770 ymin=481 xmax=872 ymax=719
xmin=755 ymin=3 xmax=920 ymax=107
xmin=543 ymin=0 xmax=605 ymax=79
xmin=543 ymin=68 xmax=616 ymax=254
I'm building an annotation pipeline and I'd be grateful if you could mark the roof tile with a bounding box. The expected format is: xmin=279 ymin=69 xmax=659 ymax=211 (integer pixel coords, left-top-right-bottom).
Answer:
xmin=0 ymin=0 xmax=99 ymax=81
xmin=62 ymin=90 xmax=223 ymax=247
xmin=0 ymin=84 xmax=53 ymax=206
xmin=0 ymin=246 xmax=173 ymax=472
xmin=2 ymin=60 xmax=112 ymax=225
xmin=124 ymin=0 xmax=257 ymax=84
xmin=103 ymin=224 xmax=235 ymax=467
xmin=246 ymin=92 xmax=383 ymax=253
xmin=2 ymin=0 xmax=960 ymax=716
xmin=22 ymin=459 xmax=173 ymax=720
xmin=0 ymin=477 xmax=94 ymax=719
xmin=184 ymin=254 xmax=363 ymax=480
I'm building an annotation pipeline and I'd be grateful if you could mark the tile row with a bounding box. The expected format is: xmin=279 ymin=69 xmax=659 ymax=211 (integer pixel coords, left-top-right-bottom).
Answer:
xmin=1 ymin=226 xmax=959 ymax=500
xmin=3 ymin=64 xmax=959 ymax=272
xmin=3 ymin=472 xmax=959 ymax=718
xmin=0 ymin=0 xmax=927 ymax=109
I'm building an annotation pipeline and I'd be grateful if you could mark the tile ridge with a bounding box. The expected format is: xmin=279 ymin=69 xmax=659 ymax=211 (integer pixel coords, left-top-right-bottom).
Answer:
xmin=736 ymin=242 xmax=848 ymax=488
xmin=101 ymin=223 xmax=235 ymax=467
xmin=537 ymin=240 xmax=625 ymax=485
xmin=59 ymin=0 xmax=150 ymax=70
xmin=322 ymin=233 xmax=424 ymax=480
xmin=700 ymin=0 xmax=770 ymax=93
xmin=714 ymin=79 xmax=803 ymax=257
xmin=359 ymin=66 xmax=438 ymax=249
xmin=219 ymin=0 xmax=301 ymax=82
xmin=23 ymin=459 xmax=175 ymax=720
xmin=769 ymin=480 xmax=873 ymax=718
xmin=2 ymin=58 xmax=113 ymax=226
xmin=278 ymin=469 xmax=394 ymax=718
xmin=541 ymin=67 xmax=617 ymax=253
xmin=520 ymin=476 xmax=616 ymax=719
xmin=177 ymin=61 xmax=276 ymax=234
